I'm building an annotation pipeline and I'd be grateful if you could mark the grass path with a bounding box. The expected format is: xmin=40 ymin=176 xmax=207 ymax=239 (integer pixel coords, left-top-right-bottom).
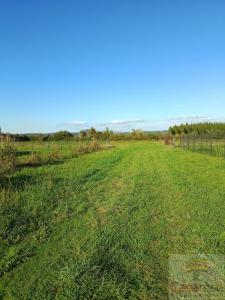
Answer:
xmin=1 ymin=142 xmax=225 ymax=299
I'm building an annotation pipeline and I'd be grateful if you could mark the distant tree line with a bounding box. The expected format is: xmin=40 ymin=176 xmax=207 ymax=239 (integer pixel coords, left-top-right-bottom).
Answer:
xmin=76 ymin=128 xmax=161 ymax=141
xmin=7 ymin=128 xmax=163 ymax=142
xmin=169 ymin=122 xmax=225 ymax=136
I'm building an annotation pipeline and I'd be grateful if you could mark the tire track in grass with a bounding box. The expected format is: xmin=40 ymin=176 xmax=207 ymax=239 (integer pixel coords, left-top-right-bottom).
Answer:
xmin=122 ymin=144 xmax=193 ymax=299
xmin=80 ymin=143 xmax=192 ymax=299
xmin=78 ymin=143 xmax=184 ymax=299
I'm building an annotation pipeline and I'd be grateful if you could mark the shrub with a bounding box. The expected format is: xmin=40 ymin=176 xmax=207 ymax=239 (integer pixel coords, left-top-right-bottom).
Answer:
xmin=51 ymin=131 xmax=73 ymax=141
xmin=0 ymin=143 xmax=17 ymax=176
xmin=163 ymin=136 xmax=171 ymax=145
xmin=77 ymin=141 xmax=101 ymax=155
xmin=45 ymin=151 xmax=61 ymax=163
xmin=89 ymin=140 xmax=100 ymax=152
xmin=77 ymin=145 xmax=90 ymax=154
xmin=26 ymin=151 xmax=62 ymax=166
xmin=26 ymin=153 xmax=43 ymax=166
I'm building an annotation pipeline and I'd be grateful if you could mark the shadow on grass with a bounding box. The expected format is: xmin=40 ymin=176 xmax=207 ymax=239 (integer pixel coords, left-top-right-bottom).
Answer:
xmin=0 ymin=173 xmax=64 ymax=191
xmin=18 ymin=159 xmax=64 ymax=169
xmin=0 ymin=174 xmax=40 ymax=190
xmin=16 ymin=151 xmax=35 ymax=157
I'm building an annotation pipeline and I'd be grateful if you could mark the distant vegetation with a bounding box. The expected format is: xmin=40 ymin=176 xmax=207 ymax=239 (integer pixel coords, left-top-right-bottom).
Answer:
xmin=3 ymin=122 xmax=225 ymax=142
xmin=5 ymin=128 xmax=163 ymax=142
xmin=169 ymin=122 xmax=225 ymax=136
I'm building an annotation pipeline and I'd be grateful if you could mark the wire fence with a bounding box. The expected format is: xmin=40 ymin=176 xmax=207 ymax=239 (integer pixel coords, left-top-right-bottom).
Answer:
xmin=175 ymin=134 xmax=225 ymax=158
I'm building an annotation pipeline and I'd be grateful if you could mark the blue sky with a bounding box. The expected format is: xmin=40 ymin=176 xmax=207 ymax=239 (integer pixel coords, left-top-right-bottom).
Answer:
xmin=0 ymin=0 xmax=225 ymax=133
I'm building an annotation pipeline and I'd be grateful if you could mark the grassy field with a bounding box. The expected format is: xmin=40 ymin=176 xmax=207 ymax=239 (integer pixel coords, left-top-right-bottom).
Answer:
xmin=1 ymin=141 xmax=225 ymax=299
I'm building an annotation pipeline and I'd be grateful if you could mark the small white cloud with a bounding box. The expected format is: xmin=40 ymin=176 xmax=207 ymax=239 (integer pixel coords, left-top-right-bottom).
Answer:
xmin=165 ymin=116 xmax=209 ymax=122
xmin=71 ymin=121 xmax=87 ymax=125
xmin=109 ymin=119 xmax=145 ymax=125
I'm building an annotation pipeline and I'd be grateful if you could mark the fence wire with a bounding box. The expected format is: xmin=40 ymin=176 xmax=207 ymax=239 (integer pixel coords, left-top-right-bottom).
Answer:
xmin=176 ymin=135 xmax=225 ymax=158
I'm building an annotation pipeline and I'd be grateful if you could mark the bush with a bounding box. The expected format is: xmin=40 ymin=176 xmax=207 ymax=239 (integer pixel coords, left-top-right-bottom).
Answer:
xmin=45 ymin=151 xmax=62 ymax=163
xmin=51 ymin=131 xmax=73 ymax=141
xmin=25 ymin=151 xmax=62 ymax=166
xmin=77 ymin=141 xmax=101 ymax=154
xmin=26 ymin=153 xmax=43 ymax=166
xmin=163 ymin=135 xmax=171 ymax=145
xmin=89 ymin=140 xmax=100 ymax=152
xmin=0 ymin=143 xmax=17 ymax=176
xmin=77 ymin=145 xmax=90 ymax=154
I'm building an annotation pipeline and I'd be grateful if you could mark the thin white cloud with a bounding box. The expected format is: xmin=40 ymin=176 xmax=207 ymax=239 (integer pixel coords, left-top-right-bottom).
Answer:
xmin=208 ymin=116 xmax=225 ymax=122
xmin=63 ymin=119 xmax=146 ymax=132
xmin=90 ymin=119 xmax=145 ymax=127
xmin=165 ymin=116 xmax=209 ymax=122
xmin=110 ymin=119 xmax=145 ymax=125
xmin=70 ymin=121 xmax=87 ymax=125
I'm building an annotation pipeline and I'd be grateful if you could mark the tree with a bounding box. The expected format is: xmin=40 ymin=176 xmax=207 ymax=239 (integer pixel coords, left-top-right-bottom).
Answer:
xmin=52 ymin=131 xmax=73 ymax=141
xmin=169 ymin=126 xmax=176 ymax=136
xmin=103 ymin=127 xmax=113 ymax=141
xmin=79 ymin=130 xmax=87 ymax=140
xmin=87 ymin=128 xmax=97 ymax=140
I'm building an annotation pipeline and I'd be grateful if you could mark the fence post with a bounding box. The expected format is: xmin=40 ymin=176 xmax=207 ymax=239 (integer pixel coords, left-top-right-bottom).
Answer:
xmin=200 ymin=134 xmax=203 ymax=152
xmin=210 ymin=135 xmax=213 ymax=156
xmin=224 ymin=139 xmax=225 ymax=159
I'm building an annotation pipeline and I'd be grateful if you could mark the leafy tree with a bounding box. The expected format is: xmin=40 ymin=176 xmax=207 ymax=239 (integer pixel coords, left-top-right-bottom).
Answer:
xmin=168 ymin=122 xmax=225 ymax=136
xmin=52 ymin=131 xmax=73 ymax=141
xmin=79 ymin=130 xmax=87 ymax=139
xmin=87 ymin=128 xmax=97 ymax=140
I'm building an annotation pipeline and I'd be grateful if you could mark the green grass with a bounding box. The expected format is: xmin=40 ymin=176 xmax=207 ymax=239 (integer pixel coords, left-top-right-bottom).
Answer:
xmin=1 ymin=141 xmax=225 ymax=299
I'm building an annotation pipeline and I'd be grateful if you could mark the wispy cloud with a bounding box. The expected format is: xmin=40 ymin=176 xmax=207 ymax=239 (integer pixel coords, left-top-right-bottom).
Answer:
xmin=208 ymin=116 xmax=225 ymax=122
xmin=104 ymin=119 xmax=145 ymax=126
xmin=67 ymin=119 xmax=145 ymax=127
xmin=165 ymin=116 xmax=210 ymax=122
xmin=70 ymin=121 xmax=87 ymax=125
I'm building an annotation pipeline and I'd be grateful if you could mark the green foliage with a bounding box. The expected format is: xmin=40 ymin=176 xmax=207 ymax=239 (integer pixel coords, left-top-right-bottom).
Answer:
xmin=10 ymin=134 xmax=31 ymax=142
xmin=87 ymin=127 xmax=97 ymax=140
xmin=169 ymin=122 xmax=225 ymax=136
xmin=0 ymin=143 xmax=17 ymax=176
xmin=6 ymin=128 xmax=165 ymax=143
xmin=77 ymin=128 xmax=161 ymax=141
xmin=26 ymin=153 xmax=43 ymax=166
xmin=51 ymin=131 xmax=73 ymax=141
xmin=28 ymin=134 xmax=44 ymax=141
xmin=79 ymin=130 xmax=87 ymax=139
xmin=77 ymin=141 xmax=101 ymax=154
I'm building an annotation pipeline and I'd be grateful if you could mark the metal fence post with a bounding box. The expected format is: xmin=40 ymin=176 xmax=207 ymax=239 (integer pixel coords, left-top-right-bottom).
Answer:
xmin=224 ymin=139 xmax=225 ymax=159
xmin=200 ymin=134 xmax=203 ymax=152
xmin=211 ymin=135 xmax=213 ymax=156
